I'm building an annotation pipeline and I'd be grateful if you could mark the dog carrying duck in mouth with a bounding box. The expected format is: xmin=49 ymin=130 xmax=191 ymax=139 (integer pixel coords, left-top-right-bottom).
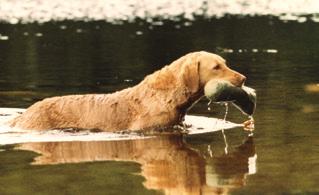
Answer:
xmin=9 ymin=51 xmax=248 ymax=132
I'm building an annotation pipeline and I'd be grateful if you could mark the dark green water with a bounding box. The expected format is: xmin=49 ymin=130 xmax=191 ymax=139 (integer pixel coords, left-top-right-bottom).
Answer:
xmin=0 ymin=16 xmax=318 ymax=194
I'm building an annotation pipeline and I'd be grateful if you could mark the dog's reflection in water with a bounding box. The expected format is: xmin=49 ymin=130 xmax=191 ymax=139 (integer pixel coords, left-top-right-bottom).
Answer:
xmin=17 ymin=134 xmax=256 ymax=195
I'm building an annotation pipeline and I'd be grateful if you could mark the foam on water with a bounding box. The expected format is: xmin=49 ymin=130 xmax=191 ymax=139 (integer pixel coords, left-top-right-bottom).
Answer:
xmin=0 ymin=129 xmax=150 ymax=145
xmin=0 ymin=108 xmax=149 ymax=145
xmin=0 ymin=0 xmax=318 ymax=24
xmin=0 ymin=108 xmax=242 ymax=145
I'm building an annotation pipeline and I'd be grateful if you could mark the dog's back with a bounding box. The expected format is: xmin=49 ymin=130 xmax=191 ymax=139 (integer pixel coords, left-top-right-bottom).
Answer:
xmin=9 ymin=89 xmax=136 ymax=131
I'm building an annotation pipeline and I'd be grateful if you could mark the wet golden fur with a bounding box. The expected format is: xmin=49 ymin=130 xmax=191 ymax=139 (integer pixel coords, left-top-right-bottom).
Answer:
xmin=9 ymin=51 xmax=246 ymax=131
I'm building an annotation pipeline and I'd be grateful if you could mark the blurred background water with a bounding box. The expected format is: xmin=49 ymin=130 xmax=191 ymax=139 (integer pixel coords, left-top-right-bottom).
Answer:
xmin=0 ymin=0 xmax=318 ymax=194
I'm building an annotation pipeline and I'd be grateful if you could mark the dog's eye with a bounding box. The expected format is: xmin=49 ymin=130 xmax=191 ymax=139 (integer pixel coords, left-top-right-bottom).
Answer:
xmin=213 ymin=65 xmax=220 ymax=70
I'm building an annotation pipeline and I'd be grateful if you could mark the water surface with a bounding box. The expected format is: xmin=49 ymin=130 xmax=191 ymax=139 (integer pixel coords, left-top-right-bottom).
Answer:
xmin=0 ymin=16 xmax=318 ymax=194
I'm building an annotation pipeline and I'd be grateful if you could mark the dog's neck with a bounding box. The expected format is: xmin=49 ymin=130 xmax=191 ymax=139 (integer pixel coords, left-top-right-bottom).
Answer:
xmin=176 ymin=87 xmax=204 ymax=117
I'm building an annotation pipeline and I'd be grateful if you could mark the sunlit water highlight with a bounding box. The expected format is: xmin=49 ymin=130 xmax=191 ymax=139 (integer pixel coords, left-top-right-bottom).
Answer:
xmin=0 ymin=0 xmax=319 ymax=24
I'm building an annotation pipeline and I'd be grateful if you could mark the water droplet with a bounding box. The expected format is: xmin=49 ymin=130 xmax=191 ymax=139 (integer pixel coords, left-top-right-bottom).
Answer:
xmin=223 ymin=102 xmax=228 ymax=121
xmin=221 ymin=129 xmax=228 ymax=154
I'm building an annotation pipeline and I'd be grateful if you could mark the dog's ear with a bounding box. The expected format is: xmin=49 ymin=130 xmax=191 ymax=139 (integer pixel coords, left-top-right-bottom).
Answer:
xmin=182 ymin=58 xmax=200 ymax=93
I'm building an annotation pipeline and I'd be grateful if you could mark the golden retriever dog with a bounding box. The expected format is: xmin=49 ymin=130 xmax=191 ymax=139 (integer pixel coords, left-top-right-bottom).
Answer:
xmin=9 ymin=51 xmax=246 ymax=131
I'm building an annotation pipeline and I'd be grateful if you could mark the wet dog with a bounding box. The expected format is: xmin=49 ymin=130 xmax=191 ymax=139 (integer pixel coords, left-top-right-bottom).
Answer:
xmin=9 ymin=51 xmax=246 ymax=131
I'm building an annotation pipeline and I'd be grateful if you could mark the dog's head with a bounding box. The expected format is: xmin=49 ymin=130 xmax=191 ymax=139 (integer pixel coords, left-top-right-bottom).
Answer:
xmin=183 ymin=51 xmax=246 ymax=93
